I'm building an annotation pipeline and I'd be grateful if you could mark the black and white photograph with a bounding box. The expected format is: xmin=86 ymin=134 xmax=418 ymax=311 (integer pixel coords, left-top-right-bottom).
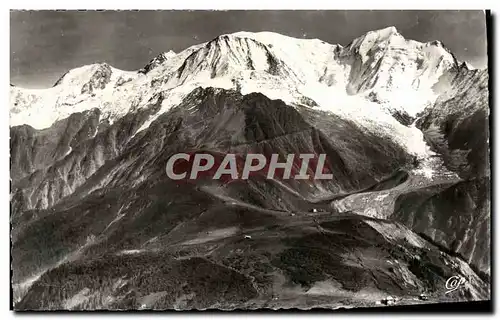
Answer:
xmin=9 ymin=9 xmax=491 ymax=311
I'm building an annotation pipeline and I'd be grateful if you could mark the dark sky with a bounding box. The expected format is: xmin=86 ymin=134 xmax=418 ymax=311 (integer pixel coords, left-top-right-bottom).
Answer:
xmin=11 ymin=10 xmax=488 ymax=88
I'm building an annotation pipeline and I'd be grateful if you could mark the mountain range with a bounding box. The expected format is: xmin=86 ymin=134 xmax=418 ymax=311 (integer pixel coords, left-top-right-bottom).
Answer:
xmin=10 ymin=26 xmax=490 ymax=310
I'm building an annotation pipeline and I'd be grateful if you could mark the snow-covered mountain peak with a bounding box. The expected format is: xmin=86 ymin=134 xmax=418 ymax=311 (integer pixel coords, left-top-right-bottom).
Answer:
xmin=169 ymin=30 xmax=347 ymax=89
xmin=10 ymin=28 xmax=476 ymax=134
xmin=357 ymin=26 xmax=401 ymax=42
xmin=348 ymin=26 xmax=403 ymax=51
xmin=141 ymin=50 xmax=177 ymax=73
xmin=53 ymin=63 xmax=112 ymax=87
xmin=378 ymin=25 xmax=400 ymax=36
xmin=340 ymin=27 xmax=462 ymax=116
xmin=171 ymin=34 xmax=284 ymax=85
xmin=10 ymin=62 xmax=141 ymax=129
xmin=347 ymin=26 xmax=457 ymax=67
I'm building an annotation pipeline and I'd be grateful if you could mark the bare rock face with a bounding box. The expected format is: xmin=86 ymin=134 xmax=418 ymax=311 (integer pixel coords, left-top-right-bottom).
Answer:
xmin=419 ymin=66 xmax=489 ymax=179
xmin=393 ymin=178 xmax=490 ymax=276
xmin=10 ymin=96 xmax=163 ymax=218
xmin=10 ymin=109 xmax=101 ymax=183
